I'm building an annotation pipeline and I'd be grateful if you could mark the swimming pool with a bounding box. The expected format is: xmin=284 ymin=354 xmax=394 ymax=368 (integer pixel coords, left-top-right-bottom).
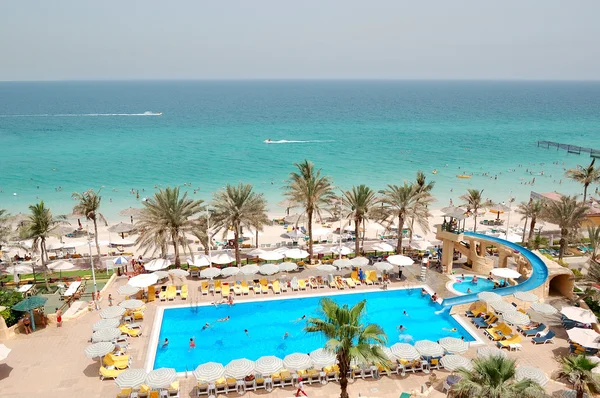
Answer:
xmin=449 ymin=276 xmax=516 ymax=295
xmin=151 ymin=288 xmax=477 ymax=372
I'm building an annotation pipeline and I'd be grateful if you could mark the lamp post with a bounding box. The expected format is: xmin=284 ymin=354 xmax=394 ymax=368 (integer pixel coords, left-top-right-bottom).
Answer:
xmin=87 ymin=237 xmax=99 ymax=310
xmin=337 ymin=199 xmax=343 ymax=260
xmin=504 ymin=192 xmax=515 ymax=241
xmin=206 ymin=207 xmax=212 ymax=268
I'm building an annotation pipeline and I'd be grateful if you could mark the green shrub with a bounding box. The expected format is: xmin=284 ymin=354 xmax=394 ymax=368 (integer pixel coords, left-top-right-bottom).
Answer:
xmin=584 ymin=297 xmax=600 ymax=318
xmin=574 ymin=286 xmax=583 ymax=293
xmin=571 ymin=269 xmax=583 ymax=279
xmin=0 ymin=289 xmax=24 ymax=327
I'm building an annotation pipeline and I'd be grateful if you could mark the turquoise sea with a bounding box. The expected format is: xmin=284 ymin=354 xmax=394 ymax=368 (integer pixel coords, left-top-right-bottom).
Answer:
xmin=1 ymin=80 xmax=600 ymax=219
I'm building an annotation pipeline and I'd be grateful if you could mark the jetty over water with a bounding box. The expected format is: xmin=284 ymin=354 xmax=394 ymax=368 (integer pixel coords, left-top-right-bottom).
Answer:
xmin=537 ymin=140 xmax=600 ymax=158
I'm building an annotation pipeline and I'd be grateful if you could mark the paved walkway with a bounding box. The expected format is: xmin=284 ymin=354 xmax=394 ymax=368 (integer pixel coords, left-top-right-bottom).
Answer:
xmin=0 ymin=265 xmax=573 ymax=398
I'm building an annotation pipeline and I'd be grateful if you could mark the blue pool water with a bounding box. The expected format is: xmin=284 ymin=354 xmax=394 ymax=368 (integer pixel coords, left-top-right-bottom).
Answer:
xmin=451 ymin=276 xmax=507 ymax=294
xmin=153 ymin=289 xmax=475 ymax=371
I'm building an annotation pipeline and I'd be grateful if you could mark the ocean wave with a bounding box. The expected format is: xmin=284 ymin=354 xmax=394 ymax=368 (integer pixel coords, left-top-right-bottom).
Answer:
xmin=264 ymin=139 xmax=335 ymax=144
xmin=0 ymin=112 xmax=162 ymax=117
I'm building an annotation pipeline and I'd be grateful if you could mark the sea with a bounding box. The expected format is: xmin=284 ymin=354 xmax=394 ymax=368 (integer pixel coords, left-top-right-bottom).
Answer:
xmin=1 ymin=80 xmax=600 ymax=220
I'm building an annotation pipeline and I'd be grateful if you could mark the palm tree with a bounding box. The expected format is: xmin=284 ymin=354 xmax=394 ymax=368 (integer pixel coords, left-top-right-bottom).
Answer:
xmin=0 ymin=209 xmax=11 ymax=251
xmin=565 ymin=159 xmax=600 ymax=203
xmin=191 ymin=215 xmax=210 ymax=255
xmin=411 ymin=171 xmax=435 ymax=242
xmin=211 ymin=183 xmax=269 ymax=265
xmin=526 ymin=200 xmax=545 ymax=246
xmin=284 ymin=160 xmax=335 ymax=261
xmin=305 ymin=298 xmax=388 ymax=398
xmin=556 ymin=355 xmax=600 ymax=398
xmin=460 ymin=189 xmax=490 ymax=232
xmin=136 ymin=187 xmax=203 ymax=267
xmin=516 ymin=201 xmax=531 ymax=244
xmin=342 ymin=185 xmax=377 ymax=255
xmin=588 ymin=225 xmax=600 ymax=264
xmin=72 ymin=188 xmax=107 ymax=267
xmin=19 ymin=202 xmax=67 ymax=290
xmin=451 ymin=355 xmax=545 ymax=398
xmin=541 ymin=195 xmax=589 ymax=260
xmin=377 ymin=183 xmax=431 ymax=254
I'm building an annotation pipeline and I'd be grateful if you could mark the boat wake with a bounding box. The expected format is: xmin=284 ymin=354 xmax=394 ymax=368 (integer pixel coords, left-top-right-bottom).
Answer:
xmin=0 ymin=111 xmax=162 ymax=117
xmin=264 ymin=139 xmax=334 ymax=144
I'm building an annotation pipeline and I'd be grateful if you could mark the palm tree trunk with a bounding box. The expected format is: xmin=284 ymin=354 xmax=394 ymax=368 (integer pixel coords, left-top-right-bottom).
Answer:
xmin=528 ymin=217 xmax=537 ymax=247
xmin=584 ymin=184 xmax=589 ymax=203
xmin=307 ymin=208 xmax=313 ymax=263
xmin=473 ymin=207 xmax=478 ymax=232
xmin=93 ymin=218 xmax=101 ymax=269
xmin=255 ymin=230 xmax=259 ymax=249
xmin=41 ymin=239 xmax=50 ymax=290
xmin=577 ymin=387 xmax=584 ymax=398
xmin=396 ymin=214 xmax=404 ymax=254
xmin=559 ymin=229 xmax=568 ymax=260
xmin=234 ymin=225 xmax=241 ymax=266
xmin=521 ymin=216 xmax=528 ymax=244
xmin=354 ymin=217 xmax=360 ymax=255
xmin=338 ymin=355 xmax=350 ymax=398
xmin=172 ymin=233 xmax=180 ymax=268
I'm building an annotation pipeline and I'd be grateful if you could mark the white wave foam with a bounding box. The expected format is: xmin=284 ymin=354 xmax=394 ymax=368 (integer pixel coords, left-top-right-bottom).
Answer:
xmin=264 ymin=139 xmax=334 ymax=144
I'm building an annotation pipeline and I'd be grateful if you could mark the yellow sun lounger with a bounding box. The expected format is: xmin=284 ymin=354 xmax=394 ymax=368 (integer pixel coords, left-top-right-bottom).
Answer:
xmin=233 ymin=282 xmax=242 ymax=296
xmin=367 ymin=270 xmax=378 ymax=285
xmin=222 ymin=283 xmax=230 ymax=297
xmin=260 ymin=279 xmax=269 ymax=294
xmin=272 ymin=280 xmax=281 ymax=294
xmin=334 ymin=276 xmax=345 ymax=289
xmin=119 ymin=325 xmax=142 ymax=338
xmin=159 ymin=290 xmax=167 ymax=301
xmin=99 ymin=366 xmax=124 ymax=380
xmin=497 ymin=334 xmax=522 ymax=349
xmin=200 ymin=281 xmax=209 ymax=295
xmin=345 ymin=278 xmax=356 ymax=288
xmin=241 ymin=280 xmax=250 ymax=295
xmin=350 ymin=271 xmax=361 ymax=285
xmin=298 ymin=279 xmax=307 ymax=290
xmin=180 ymin=284 xmax=188 ymax=300
xmin=116 ymin=387 xmax=132 ymax=398
xmin=214 ymin=280 xmax=222 ymax=294
xmin=147 ymin=285 xmax=156 ymax=302
xmin=103 ymin=353 xmax=130 ymax=369
xmin=166 ymin=285 xmax=177 ymax=301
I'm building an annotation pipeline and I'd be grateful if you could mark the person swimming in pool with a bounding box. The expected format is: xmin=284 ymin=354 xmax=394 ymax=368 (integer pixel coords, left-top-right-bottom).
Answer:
xmin=466 ymin=288 xmax=472 ymax=294
xmin=202 ymin=322 xmax=211 ymax=330
xmin=397 ymin=325 xmax=407 ymax=332
xmin=442 ymin=328 xmax=458 ymax=333
xmin=189 ymin=338 xmax=196 ymax=351
xmin=216 ymin=316 xmax=230 ymax=322
xmin=244 ymin=329 xmax=249 ymax=337
xmin=161 ymin=338 xmax=169 ymax=348
xmin=293 ymin=315 xmax=307 ymax=323
xmin=283 ymin=331 xmax=290 ymax=339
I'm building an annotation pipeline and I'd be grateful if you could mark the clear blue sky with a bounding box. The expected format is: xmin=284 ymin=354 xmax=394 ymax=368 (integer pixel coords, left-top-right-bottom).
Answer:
xmin=1 ymin=0 xmax=599 ymax=81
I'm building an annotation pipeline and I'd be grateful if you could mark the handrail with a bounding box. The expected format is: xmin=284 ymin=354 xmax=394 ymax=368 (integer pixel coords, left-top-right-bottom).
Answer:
xmin=441 ymin=232 xmax=549 ymax=308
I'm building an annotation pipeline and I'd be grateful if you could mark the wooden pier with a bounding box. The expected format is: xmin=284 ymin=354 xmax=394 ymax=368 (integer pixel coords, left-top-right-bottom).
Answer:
xmin=537 ymin=140 xmax=600 ymax=158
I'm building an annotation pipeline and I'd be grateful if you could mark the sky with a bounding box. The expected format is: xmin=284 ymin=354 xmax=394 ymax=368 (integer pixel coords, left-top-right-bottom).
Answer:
xmin=1 ymin=0 xmax=599 ymax=81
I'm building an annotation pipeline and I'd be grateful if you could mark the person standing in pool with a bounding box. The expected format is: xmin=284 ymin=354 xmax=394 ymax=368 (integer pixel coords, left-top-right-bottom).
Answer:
xmin=189 ymin=338 xmax=196 ymax=351
xmin=162 ymin=338 xmax=169 ymax=348
xmin=244 ymin=329 xmax=249 ymax=337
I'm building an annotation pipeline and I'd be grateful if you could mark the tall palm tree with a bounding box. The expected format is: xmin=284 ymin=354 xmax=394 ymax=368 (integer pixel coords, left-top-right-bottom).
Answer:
xmin=526 ymin=200 xmax=545 ymax=247
xmin=72 ymin=188 xmax=107 ymax=267
xmin=305 ymin=298 xmax=388 ymax=398
xmin=556 ymin=355 xmax=600 ymax=398
xmin=211 ymin=183 xmax=269 ymax=265
xmin=541 ymin=195 xmax=589 ymax=260
xmin=451 ymin=355 xmax=545 ymax=398
xmin=191 ymin=215 xmax=210 ymax=255
xmin=19 ymin=202 xmax=67 ymax=290
xmin=377 ymin=183 xmax=431 ymax=254
xmin=411 ymin=171 xmax=435 ymax=242
xmin=342 ymin=185 xmax=377 ymax=255
xmin=460 ymin=189 xmax=490 ymax=232
xmin=136 ymin=187 xmax=203 ymax=268
xmin=588 ymin=225 xmax=600 ymax=264
xmin=516 ymin=201 xmax=531 ymax=244
xmin=284 ymin=160 xmax=335 ymax=261
xmin=565 ymin=159 xmax=600 ymax=203
xmin=0 ymin=209 xmax=11 ymax=251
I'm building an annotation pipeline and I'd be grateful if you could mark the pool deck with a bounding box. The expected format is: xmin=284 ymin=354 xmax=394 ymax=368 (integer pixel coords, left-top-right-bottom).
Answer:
xmin=0 ymin=265 xmax=575 ymax=398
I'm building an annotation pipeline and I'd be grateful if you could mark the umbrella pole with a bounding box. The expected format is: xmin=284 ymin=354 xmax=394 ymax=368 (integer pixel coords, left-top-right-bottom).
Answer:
xmin=30 ymin=309 xmax=36 ymax=331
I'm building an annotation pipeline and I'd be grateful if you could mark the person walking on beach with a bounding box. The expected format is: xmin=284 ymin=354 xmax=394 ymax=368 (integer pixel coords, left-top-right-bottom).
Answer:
xmin=55 ymin=308 xmax=62 ymax=327
xmin=295 ymin=377 xmax=307 ymax=397
xmin=108 ymin=294 xmax=113 ymax=306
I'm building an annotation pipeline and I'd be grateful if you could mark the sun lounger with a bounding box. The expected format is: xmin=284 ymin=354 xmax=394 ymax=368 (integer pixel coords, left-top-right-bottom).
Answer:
xmin=324 ymin=365 xmax=340 ymax=381
xmin=473 ymin=314 xmax=497 ymax=328
xmin=159 ymin=290 xmax=167 ymax=301
xmin=345 ymin=278 xmax=356 ymax=288
xmin=200 ymin=281 xmax=209 ymax=295
xmin=180 ymin=284 xmax=188 ymax=300
xmin=260 ymin=279 xmax=269 ymax=294
xmin=351 ymin=271 xmax=362 ymax=285
xmin=334 ymin=276 xmax=345 ymax=289
xmin=197 ymin=381 xmax=210 ymax=395
xmin=104 ymin=353 xmax=131 ymax=369
xmin=279 ymin=278 xmax=288 ymax=292
xmin=221 ymin=283 xmax=230 ymax=297
xmin=518 ymin=323 xmax=546 ymax=337
xmin=147 ymin=285 xmax=156 ymax=302
xmin=215 ymin=377 xmax=227 ymax=394
xmin=272 ymin=280 xmax=281 ymax=294
xmin=364 ymin=270 xmax=375 ymax=285
xmin=485 ymin=322 xmax=512 ymax=341
xmin=116 ymin=388 xmax=133 ymax=398
xmin=233 ymin=282 xmax=242 ymax=296
xmin=241 ymin=281 xmax=250 ymax=295
xmin=214 ymin=280 xmax=222 ymax=294
xmin=328 ymin=274 xmax=336 ymax=288
xmin=132 ymin=310 xmax=144 ymax=320
xmin=465 ymin=303 xmax=486 ymax=317
xmin=291 ymin=277 xmax=299 ymax=291
xmin=298 ymin=279 xmax=307 ymax=290
xmin=166 ymin=285 xmax=177 ymax=301
xmin=532 ymin=330 xmax=555 ymax=344
xmin=316 ymin=275 xmax=326 ymax=288
xmin=497 ymin=334 xmax=522 ymax=349
xmin=99 ymin=366 xmax=124 ymax=380
xmin=308 ymin=277 xmax=318 ymax=289
xmin=119 ymin=325 xmax=142 ymax=338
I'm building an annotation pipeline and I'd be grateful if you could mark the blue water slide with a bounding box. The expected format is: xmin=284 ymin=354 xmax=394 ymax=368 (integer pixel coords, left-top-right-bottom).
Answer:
xmin=441 ymin=232 xmax=549 ymax=308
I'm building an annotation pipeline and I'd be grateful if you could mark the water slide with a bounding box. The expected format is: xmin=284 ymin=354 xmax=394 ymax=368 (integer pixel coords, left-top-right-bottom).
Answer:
xmin=441 ymin=232 xmax=549 ymax=308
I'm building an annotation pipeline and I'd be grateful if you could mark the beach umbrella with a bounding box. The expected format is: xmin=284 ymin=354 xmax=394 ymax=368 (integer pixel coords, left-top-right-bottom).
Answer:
xmin=567 ymin=328 xmax=600 ymax=349
xmin=200 ymin=268 xmax=222 ymax=279
xmin=168 ymin=269 xmax=189 ymax=278
xmin=91 ymin=327 xmax=122 ymax=343
xmin=117 ymin=285 xmax=140 ymax=296
xmin=390 ymin=343 xmax=420 ymax=361
xmin=193 ymin=362 xmax=225 ymax=383
xmin=477 ymin=346 xmax=507 ymax=359
xmin=309 ymin=348 xmax=337 ymax=369
xmin=112 ymin=256 xmax=129 ymax=265
xmin=62 ymin=241 xmax=87 ymax=249
xmin=99 ymin=306 xmax=126 ymax=319
xmin=47 ymin=260 xmax=75 ymax=271
xmin=502 ymin=310 xmax=531 ymax=326
xmin=259 ymin=251 xmax=285 ymax=261
xmin=478 ymin=291 xmax=502 ymax=303
xmin=387 ymin=255 xmax=414 ymax=266
xmin=531 ymin=302 xmax=557 ymax=315
xmin=220 ymin=267 xmax=240 ymax=277
xmin=489 ymin=300 xmax=516 ymax=313
xmin=127 ymin=273 xmax=158 ymax=288
xmin=277 ymin=199 xmax=299 ymax=213
xmin=145 ymin=368 xmax=177 ymax=389
xmin=333 ymin=259 xmax=353 ymax=269
xmin=410 ymin=241 xmax=433 ymax=251
xmin=46 ymin=242 xmax=64 ymax=251
xmin=504 ymin=233 xmax=523 ymax=243
xmin=242 ymin=229 xmax=262 ymax=239
xmin=316 ymin=264 xmax=336 ymax=273
xmin=259 ymin=263 xmax=280 ymax=275
xmin=285 ymin=248 xmax=309 ymax=259
xmin=92 ymin=318 xmax=120 ymax=331
xmin=119 ymin=207 xmax=143 ymax=217
xmin=239 ymin=264 xmax=260 ymax=276
xmin=414 ymin=340 xmax=444 ymax=358
xmin=278 ymin=262 xmax=298 ymax=272
xmin=350 ymin=257 xmax=370 ymax=267
xmin=491 ymin=268 xmax=521 ymax=279
xmin=312 ymin=227 xmax=331 ymax=237
xmin=144 ymin=259 xmax=171 ymax=271
xmin=312 ymin=245 xmax=327 ymax=254
xmin=377 ymin=345 xmax=397 ymax=361
xmin=12 ymin=296 xmax=48 ymax=331
xmin=561 ymin=306 xmax=598 ymax=324
xmin=153 ymin=270 xmax=169 ymax=280
xmin=0 ymin=344 xmax=11 ymax=362
xmin=514 ymin=291 xmax=539 ymax=303
xmin=211 ymin=252 xmax=235 ymax=265
xmin=331 ymin=246 xmax=353 ymax=256
xmin=108 ymin=222 xmax=136 ymax=233
xmin=441 ymin=205 xmax=467 ymax=215
xmin=438 ymin=337 xmax=469 ymax=354
xmin=246 ymin=248 xmax=266 ymax=257
xmin=373 ymin=261 xmax=394 ymax=272
xmin=187 ymin=254 xmax=211 ymax=267
xmin=515 ymin=366 xmax=549 ymax=387
xmin=440 ymin=355 xmax=473 ymax=371
xmin=372 ymin=242 xmax=395 ymax=252
xmin=119 ymin=299 xmax=145 ymax=310
xmin=284 ymin=214 xmax=306 ymax=224
xmin=115 ymin=368 xmax=147 ymax=389
xmin=3 ymin=264 xmax=34 ymax=275
xmin=224 ymin=359 xmax=255 ymax=379
xmin=84 ymin=342 xmax=115 ymax=358
xmin=254 ymin=356 xmax=284 ymax=375
xmin=285 ymin=230 xmax=306 ymax=240
xmin=283 ymin=353 xmax=313 ymax=371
